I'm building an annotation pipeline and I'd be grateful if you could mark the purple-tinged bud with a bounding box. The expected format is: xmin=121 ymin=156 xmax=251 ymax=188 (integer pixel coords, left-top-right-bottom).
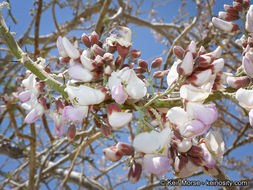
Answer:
xmin=90 ymin=31 xmax=99 ymax=45
xmin=81 ymin=33 xmax=91 ymax=48
xmin=92 ymin=44 xmax=105 ymax=56
xmin=177 ymin=52 xmax=193 ymax=76
xmin=153 ymin=70 xmax=164 ymax=79
xmin=218 ymin=11 xmax=240 ymax=21
xmin=18 ymin=90 xmax=32 ymax=102
xmin=103 ymin=146 xmax=122 ymax=162
xmin=174 ymin=155 xmax=187 ymax=173
xmin=131 ymin=49 xmax=141 ymax=58
xmin=39 ymin=97 xmax=47 ymax=110
xmin=116 ymin=142 xmax=134 ymax=156
xmin=25 ymin=104 xmax=44 ymax=124
xmin=151 ymin=57 xmax=163 ymax=68
xmin=138 ymin=59 xmax=148 ymax=69
xmin=233 ymin=1 xmax=242 ymax=11
xmin=67 ymin=124 xmax=76 ymax=140
xmin=143 ymin=155 xmax=170 ymax=176
xmin=61 ymin=37 xmax=80 ymax=59
xmin=103 ymin=53 xmax=114 ymax=63
xmin=128 ymin=162 xmax=142 ymax=184
xmin=227 ymin=76 xmax=250 ymax=88
xmin=63 ymin=106 xmax=88 ymax=123
xmin=212 ymin=17 xmax=239 ymax=32
xmin=243 ymin=56 xmax=253 ymax=78
xmin=173 ymin=46 xmax=185 ymax=59
xmin=117 ymin=44 xmax=130 ymax=57
xmin=111 ymin=83 xmax=128 ymax=104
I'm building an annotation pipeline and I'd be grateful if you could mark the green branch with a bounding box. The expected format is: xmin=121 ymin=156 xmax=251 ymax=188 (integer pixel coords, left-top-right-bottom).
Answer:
xmin=0 ymin=2 xmax=67 ymax=98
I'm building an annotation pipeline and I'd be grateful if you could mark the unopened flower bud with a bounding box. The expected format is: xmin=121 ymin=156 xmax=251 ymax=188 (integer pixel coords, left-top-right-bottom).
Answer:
xmin=188 ymin=41 xmax=196 ymax=53
xmin=153 ymin=70 xmax=164 ymax=78
xmin=103 ymin=146 xmax=122 ymax=162
xmin=81 ymin=33 xmax=91 ymax=48
xmin=115 ymin=55 xmax=123 ymax=67
xmin=100 ymin=124 xmax=112 ymax=137
xmin=243 ymin=0 xmax=250 ymax=8
xmin=151 ymin=57 xmax=163 ymax=68
xmin=177 ymin=52 xmax=193 ymax=76
xmin=55 ymin=99 xmax=64 ymax=113
xmin=198 ymin=46 xmax=206 ymax=55
xmin=116 ymin=142 xmax=134 ymax=156
xmin=108 ymin=45 xmax=117 ymax=53
xmin=67 ymin=124 xmax=76 ymax=140
xmin=90 ymin=31 xmax=99 ymax=45
xmin=111 ymin=83 xmax=128 ymax=104
xmin=103 ymin=52 xmax=114 ymax=63
xmin=117 ymin=44 xmax=130 ymax=57
xmin=212 ymin=17 xmax=239 ymax=32
xmin=187 ymin=145 xmax=203 ymax=158
xmin=227 ymin=76 xmax=250 ymax=88
xmin=173 ymin=46 xmax=185 ymax=59
xmin=92 ymin=44 xmax=105 ymax=56
xmin=138 ymin=59 xmax=148 ymax=69
xmin=196 ymin=55 xmax=214 ymax=67
xmin=233 ymin=1 xmax=242 ymax=11
xmin=187 ymin=69 xmax=212 ymax=87
xmin=104 ymin=65 xmax=112 ymax=76
xmin=218 ymin=11 xmax=240 ymax=21
xmin=131 ymin=49 xmax=141 ymax=58
xmin=134 ymin=67 xmax=146 ymax=74
xmin=224 ymin=4 xmax=239 ymax=15
xmin=59 ymin=56 xmax=70 ymax=64
xmin=128 ymin=162 xmax=142 ymax=184
xmin=94 ymin=55 xmax=104 ymax=66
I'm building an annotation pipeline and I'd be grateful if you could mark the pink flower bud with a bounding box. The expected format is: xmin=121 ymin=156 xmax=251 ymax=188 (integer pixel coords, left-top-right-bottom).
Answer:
xmin=226 ymin=76 xmax=250 ymax=88
xmin=92 ymin=44 xmax=105 ymax=56
xmin=103 ymin=146 xmax=122 ymax=162
xmin=189 ymin=156 xmax=205 ymax=166
xmin=187 ymin=69 xmax=212 ymax=87
xmin=67 ymin=124 xmax=76 ymax=140
xmin=233 ymin=1 xmax=242 ymax=11
xmin=90 ymin=31 xmax=99 ymax=45
xmin=151 ymin=57 xmax=163 ymax=68
xmin=173 ymin=46 xmax=185 ymax=59
xmin=128 ymin=162 xmax=142 ymax=184
xmin=59 ymin=56 xmax=70 ymax=64
xmin=56 ymin=36 xmax=68 ymax=58
xmin=39 ymin=97 xmax=47 ymax=110
xmin=177 ymin=52 xmax=193 ymax=76
xmin=134 ymin=67 xmax=146 ymax=74
xmin=108 ymin=45 xmax=117 ymax=53
xmin=81 ymin=33 xmax=91 ymax=48
xmin=173 ymin=155 xmax=187 ymax=173
xmin=243 ymin=0 xmax=250 ymax=8
xmin=103 ymin=52 xmax=114 ymax=63
xmin=104 ymin=65 xmax=112 ymax=76
xmin=117 ymin=44 xmax=130 ymax=57
xmin=188 ymin=41 xmax=196 ymax=53
xmin=196 ymin=55 xmax=214 ymax=67
xmin=53 ymin=114 xmax=64 ymax=137
xmin=131 ymin=49 xmax=141 ymax=58
xmin=138 ymin=59 xmax=148 ymax=69
xmin=116 ymin=142 xmax=134 ymax=156
xmin=100 ymin=124 xmax=112 ymax=137
xmin=111 ymin=83 xmax=128 ymax=104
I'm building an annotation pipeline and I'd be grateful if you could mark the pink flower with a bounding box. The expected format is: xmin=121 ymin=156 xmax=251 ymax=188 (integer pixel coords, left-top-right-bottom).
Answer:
xmin=56 ymin=36 xmax=80 ymax=59
xmin=68 ymin=63 xmax=93 ymax=82
xmin=53 ymin=114 xmax=65 ymax=137
xmin=179 ymin=120 xmax=210 ymax=138
xmin=143 ymin=155 xmax=170 ymax=176
xmin=111 ymin=83 xmax=128 ymax=104
xmin=63 ymin=106 xmax=88 ymax=123
xmin=24 ymin=104 xmax=44 ymax=124
xmin=18 ymin=90 xmax=32 ymax=102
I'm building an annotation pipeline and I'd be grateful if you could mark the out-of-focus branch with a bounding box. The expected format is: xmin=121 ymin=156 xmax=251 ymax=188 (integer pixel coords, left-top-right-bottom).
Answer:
xmin=95 ymin=0 xmax=112 ymax=36
xmin=34 ymin=0 xmax=43 ymax=58
xmin=28 ymin=124 xmax=36 ymax=190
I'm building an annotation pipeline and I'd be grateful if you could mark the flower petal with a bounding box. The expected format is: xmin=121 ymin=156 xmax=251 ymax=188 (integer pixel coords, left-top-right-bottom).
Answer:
xmin=63 ymin=105 xmax=88 ymax=122
xmin=68 ymin=64 xmax=93 ymax=82
xmin=143 ymin=155 xmax=170 ymax=176
xmin=108 ymin=111 xmax=132 ymax=129
xmin=235 ymin=88 xmax=253 ymax=109
xmin=166 ymin=107 xmax=190 ymax=125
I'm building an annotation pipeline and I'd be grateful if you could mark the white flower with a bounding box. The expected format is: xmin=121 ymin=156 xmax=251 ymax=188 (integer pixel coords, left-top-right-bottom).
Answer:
xmin=166 ymin=107 xmax=190 ymax=125
xmin=106 ymin=26 xmax=132 ymax=47
xmin=246 ymin=5 xmax=253 ymax=33
xmin=133 ymin=127 xmax=171 ymax=154
xmin=65 ymin=85 xmax=105 ymax=106
xmin=167 ymin=60 xmax=180 ymax=87
xmin=180 ymin=84 xmax=212 ymax=102
xmin=235 ymin=88 xmax=253 ymax=110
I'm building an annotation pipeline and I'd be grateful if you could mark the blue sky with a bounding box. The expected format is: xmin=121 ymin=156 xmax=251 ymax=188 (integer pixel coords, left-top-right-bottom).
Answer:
xmin=1 ymin=0 xmax=252 ymax=189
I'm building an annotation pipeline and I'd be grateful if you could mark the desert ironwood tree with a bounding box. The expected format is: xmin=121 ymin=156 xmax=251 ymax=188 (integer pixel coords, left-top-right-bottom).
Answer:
xmin=0 ymin=0 xmax=252 ymax=189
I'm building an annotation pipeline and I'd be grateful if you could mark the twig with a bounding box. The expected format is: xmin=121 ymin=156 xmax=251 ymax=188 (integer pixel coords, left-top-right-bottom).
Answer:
xmin=34 ymin=0 xmax=43 ymax=58
xmin=42 ymin=114 xmax=54 ymax=144
xmin=28 ymin=124 xmax=36 ymax=190
xmin=52 ymin=0 xmax=62 ymax=36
